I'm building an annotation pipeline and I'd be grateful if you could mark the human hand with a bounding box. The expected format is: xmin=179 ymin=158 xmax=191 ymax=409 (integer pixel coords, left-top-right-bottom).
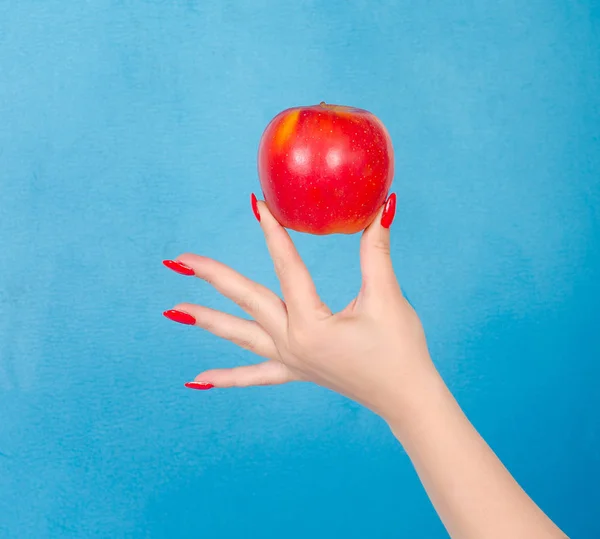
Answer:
xmin=163 ymin=193 xmax=435 ymax=419
xmin=162 ymin=194 xmax=568 ymax=538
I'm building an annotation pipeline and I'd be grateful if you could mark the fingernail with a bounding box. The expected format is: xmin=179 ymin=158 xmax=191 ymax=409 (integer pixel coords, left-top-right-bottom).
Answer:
xmin=184 ymin=381 xmax=214 ymax=390
xmin=163 ymin=260 xmax=195 ymax=276
xmin=163 ymin=309 xmax=196 ymax=325
xmin=251 ymin=193 xmax=261 ymax=222
xmin=381 ymin=193 xmax=397 ymax=229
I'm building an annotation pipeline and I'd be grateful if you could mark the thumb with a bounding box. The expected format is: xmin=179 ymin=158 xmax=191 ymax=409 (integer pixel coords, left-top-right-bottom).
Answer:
xmin=359 ymin=193 xmax=398 ymax=295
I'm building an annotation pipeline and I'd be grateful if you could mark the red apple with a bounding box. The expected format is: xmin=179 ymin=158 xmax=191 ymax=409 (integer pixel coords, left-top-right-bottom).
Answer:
xmin=257 ymin=102 xmax=394 ymax=235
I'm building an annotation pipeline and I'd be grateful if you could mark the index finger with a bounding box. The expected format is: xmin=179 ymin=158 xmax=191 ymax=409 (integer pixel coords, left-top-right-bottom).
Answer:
xmin=252 ymin=194 xmax=330 ymax=321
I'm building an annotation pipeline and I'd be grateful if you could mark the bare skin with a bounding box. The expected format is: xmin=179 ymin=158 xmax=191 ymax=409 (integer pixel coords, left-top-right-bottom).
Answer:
xmin=165 ymin=197 xmax=568 ymax=539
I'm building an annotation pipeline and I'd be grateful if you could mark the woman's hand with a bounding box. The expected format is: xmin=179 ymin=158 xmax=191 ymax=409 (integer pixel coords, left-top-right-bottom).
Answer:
xmin=163 ymin=193 xmax=568 ymax=538
xmin=163 ymin=192 xmax=432 ymax=418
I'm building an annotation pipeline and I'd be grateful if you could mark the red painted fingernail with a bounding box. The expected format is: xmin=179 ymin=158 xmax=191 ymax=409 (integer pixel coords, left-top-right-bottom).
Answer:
xmin=381 ymin=193 xmax=397 ymax=229
xmin=251 ymin=193 xmax=261 ymax=222
xmin=163 ymin=260 xmax=195 ymax=276
xmin=163 ymin=309 xmax=196 ymax=325
xmin=184 ymin=381 xmax=214 ymax=390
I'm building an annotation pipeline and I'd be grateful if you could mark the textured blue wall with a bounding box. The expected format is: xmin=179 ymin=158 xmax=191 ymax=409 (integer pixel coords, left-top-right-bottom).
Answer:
xmin=1 ymin=1 xmax=599 ymax=537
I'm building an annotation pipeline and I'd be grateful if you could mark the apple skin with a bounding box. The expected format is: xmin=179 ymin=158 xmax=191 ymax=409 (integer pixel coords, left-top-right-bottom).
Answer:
xmin=257 ymin=102 xmax=394 ymax=235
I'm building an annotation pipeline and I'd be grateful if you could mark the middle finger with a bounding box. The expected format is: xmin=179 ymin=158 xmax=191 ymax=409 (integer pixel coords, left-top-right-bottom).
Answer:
xmin=176 ymin=253 xmax=288 ymax=337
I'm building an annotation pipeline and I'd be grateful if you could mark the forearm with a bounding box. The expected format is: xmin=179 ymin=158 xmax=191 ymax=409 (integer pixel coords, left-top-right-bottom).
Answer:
xmin=382 ymin=364 xmax=567 ymax=539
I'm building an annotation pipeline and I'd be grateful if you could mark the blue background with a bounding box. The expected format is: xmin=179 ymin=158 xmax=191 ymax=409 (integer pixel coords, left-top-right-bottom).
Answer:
xmin=1 ymin=1 xmax=599 ymax=537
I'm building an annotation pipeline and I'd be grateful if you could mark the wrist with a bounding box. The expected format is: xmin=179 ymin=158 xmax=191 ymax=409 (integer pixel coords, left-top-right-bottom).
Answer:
xmin=376 ymin=360 xmax=454 ymax=443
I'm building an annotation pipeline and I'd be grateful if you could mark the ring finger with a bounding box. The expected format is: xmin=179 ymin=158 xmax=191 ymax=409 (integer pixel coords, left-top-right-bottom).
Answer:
xmin=166 ymin=302 xmax=279 ymax=359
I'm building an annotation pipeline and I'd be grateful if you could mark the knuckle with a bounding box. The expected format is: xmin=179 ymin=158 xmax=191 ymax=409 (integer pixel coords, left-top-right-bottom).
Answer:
xmin=198 ymin=317 xmax=214 ymax=333
xmin=272 ymin=255 xmax=286 ymax=278
xmin=236 ymin=293 xmax=261 ymax=315
xmin=198 ymin=260 xmax=217 ymax=285
xmin=262 ymin=226 xmax=276 ymax=243
xmin=373 ymin=240 xmax=391 ymax=256
xmin=288 ymin=326 xmax=316 ymax=352
xmin=233 ymin=334 xmax=257 ymax=352
xmin=230 ymin=376 xmax=247 ymax=388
